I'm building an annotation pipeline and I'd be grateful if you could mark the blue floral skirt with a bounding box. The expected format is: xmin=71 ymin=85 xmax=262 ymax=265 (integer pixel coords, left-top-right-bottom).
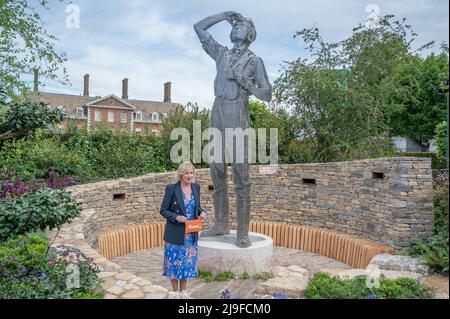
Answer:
xmin=162 ymin=233 xmax=198 ymax=280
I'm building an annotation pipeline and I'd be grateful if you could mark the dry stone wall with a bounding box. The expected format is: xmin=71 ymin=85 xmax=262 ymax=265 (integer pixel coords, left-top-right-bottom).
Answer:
xmin=70 ymin=157 xmax=433 ymax=250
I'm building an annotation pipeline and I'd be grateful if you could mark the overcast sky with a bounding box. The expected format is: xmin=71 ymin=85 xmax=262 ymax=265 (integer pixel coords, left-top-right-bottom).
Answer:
xmin=31 ymin=0 xmax=449 ymax=109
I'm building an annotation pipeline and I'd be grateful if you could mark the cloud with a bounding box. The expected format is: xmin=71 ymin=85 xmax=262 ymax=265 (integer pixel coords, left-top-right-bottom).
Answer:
xmin=31 ymin=0 xmax=449 ymax=110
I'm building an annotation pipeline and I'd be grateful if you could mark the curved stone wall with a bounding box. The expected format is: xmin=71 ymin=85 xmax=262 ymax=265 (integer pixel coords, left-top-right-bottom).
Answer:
xmin=67 ymin=157 xmax=433 ymax=250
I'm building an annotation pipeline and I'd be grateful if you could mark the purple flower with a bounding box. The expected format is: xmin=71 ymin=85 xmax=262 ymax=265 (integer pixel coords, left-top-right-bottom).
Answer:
xmin=220 ymin=289 xmax=231 ymax=299
xmin=271 ymin=292 xmax=287 ymax=299
xmin=47 ymin=169 xmax=57 ymax=188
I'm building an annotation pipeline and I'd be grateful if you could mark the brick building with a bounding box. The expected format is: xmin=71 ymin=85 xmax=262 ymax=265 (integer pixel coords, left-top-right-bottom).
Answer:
xmin=27 ymin=71 xmax=180 ymax=135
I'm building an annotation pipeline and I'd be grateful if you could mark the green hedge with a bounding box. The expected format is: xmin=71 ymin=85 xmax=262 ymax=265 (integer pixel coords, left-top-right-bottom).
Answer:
xmin=304 ymin=273 xmax=434 ymax=299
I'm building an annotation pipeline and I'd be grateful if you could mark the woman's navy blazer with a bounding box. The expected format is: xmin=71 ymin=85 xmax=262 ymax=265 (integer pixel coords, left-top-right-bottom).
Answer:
xmin=160 ymin=181 xmax=206 ymax=245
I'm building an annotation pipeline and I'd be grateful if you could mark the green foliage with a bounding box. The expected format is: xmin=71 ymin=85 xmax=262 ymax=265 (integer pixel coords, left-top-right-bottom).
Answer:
xmin=214 ymin=271 xmax=235 ymax=281
xmin=304 ymin=273 xmax=434 ymax=299
xmin=0 ymin=232 xmax=103 ymax=299
xmin=0 ymin=100 xmax=65 ymax=146
xmin=248 ymin=100 xmax=303 ymax=164
xmin=398 ymin=184 xmax=449 ymax=276
xmin=0 ymin=0 xmax=68 ymax=101
xmin=252 ymin=272 xmax=273 ymax=280
xmin=434 ymin=121 xmax=448 ymax=159
xmin=159 ymin=102 xmax=210 ymax=170
xmin=409 ymin=232 xmax=449 ymax=276
xmin=241 ymin=272 xmax=250 ymax=280
xmin=0 ymin=125 xmax=168 ymax=183
xmin=0 ymin=129 xmax=90 ymax=181
xmin=0 ymin=188 xmax=81 ymax=241
xmin=385 ymin=51 xmax=449 ymax=144
xmin=198 ymin=271 xmax=213 ymax=283
xmin=62 ymin=126 xmax=167 ymax=181
xmin=274 ymin=16 xmax=418 ymax=162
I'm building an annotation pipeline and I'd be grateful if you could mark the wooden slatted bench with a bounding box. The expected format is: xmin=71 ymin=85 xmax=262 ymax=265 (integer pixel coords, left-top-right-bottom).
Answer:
xmin=98 ymin=221 xmax=165 ymax=260
xmin=249 ymin=221 xmax=394 ymax=268
xmin=97 ymin=220 xmax=394 ymax=268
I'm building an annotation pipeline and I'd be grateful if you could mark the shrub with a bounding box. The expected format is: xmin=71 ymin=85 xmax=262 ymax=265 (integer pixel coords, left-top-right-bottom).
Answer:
xmin=401 ymin=184 xmax=449 ymax=276
xmin=0 ymin=187 xmax=81 ymax=241
xmin=0 ymin=232 xmax=103 ymax=299
xmin=198 ymin=271 xmax=213 ymax=283
xmin=241 ymin=272 xmax=250 ymax=280
xmin=304 ymin=273 xmax=434 ymax=299
xmin=214 ymin=271 xmax=234 ymax=281
xmin=0 ymin=130 xmax=90 ymax=181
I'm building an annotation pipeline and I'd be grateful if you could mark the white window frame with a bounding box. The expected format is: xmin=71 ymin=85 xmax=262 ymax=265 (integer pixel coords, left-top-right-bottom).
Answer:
xmin=152 ymin=112 xmax=159 ymax=122
xmin=121 ymin=112 xmax=127 ymax=123
xmin=95 ymin=110 xmax=101 ymax=122
xmin=135 ymin=128 xmax=142 ymax=134
xmin=108 ymin=111 xmax=114 ymax=123
xmin=135 ymin=111 xmax=142 ymax=121
xmin=75 ymin=107 xmax=84 ymax=118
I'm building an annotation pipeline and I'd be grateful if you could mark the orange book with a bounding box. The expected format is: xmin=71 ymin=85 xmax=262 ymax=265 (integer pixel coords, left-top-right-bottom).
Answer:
xmin=185 ymin=219 xmax=203 ymax=233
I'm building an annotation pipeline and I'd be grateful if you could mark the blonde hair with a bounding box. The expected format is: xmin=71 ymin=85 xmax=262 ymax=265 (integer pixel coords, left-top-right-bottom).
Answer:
xmin=176 ymin=162 xmax=195 ymax=182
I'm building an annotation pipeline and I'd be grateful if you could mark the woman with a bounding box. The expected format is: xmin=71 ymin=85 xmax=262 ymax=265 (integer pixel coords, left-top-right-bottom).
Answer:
xmin=160 ymin=162 xmax=207 ymax=298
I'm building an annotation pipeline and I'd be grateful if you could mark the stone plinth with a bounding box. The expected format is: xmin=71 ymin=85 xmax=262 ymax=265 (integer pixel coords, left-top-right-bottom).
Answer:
xmin=198 ymin=231 xmax=273 ymax=276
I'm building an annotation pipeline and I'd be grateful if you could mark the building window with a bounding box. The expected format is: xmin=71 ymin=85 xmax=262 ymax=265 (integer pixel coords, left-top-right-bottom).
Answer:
xmin=135 ymin=111 xmax=142 ymax=121
xmin=95 ymin=110 xmax=101 ymax=122
xmin=75 ymin=108 xmax=84 ymax=118
xmin=152 ymin=112 xmax=159 ymax=122
xmin=108 ymin=111 xmax=114 ymax=123
xmin=135 ymin=128 xmax=142 ymax=135
xmin=121 ymin=112 xmax=127 ymax=123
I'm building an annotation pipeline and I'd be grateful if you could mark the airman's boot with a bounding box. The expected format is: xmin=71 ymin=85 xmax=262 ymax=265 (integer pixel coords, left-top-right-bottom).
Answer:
xmin=201 ymin=191 xmax=230 ymax=237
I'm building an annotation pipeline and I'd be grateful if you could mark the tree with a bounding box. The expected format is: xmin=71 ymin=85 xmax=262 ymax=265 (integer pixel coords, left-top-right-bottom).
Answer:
xmin=0 ymin=100 xmax=65 ymax=145
xmin=274 ymin=16 xmax=433 ymax=162
xmin=434 ymin=121 xmax=448 ymax=158
xmin=385 ymin=48 xmax=449 ymax=144
xmin=159 ymin=102 xmax=210 ymax=169
xmin=248 ymin=99 xmax=302 ymax=164
xmin=0 ymin=0 xmax=68 ymax=101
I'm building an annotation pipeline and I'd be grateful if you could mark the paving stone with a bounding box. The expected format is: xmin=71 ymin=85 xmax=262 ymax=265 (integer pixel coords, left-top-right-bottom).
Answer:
xmin=121 ymin=290 xmax=145 ymax=299
xmin=420 ymin=276 xmax=449 ymax=299
xmin=107 ymin=286 xmax=124 ymax=295
xmin=115 ymin=280 xmax=127 ymax=287
xmin=114 ymin=272 xmax=135 ymax=281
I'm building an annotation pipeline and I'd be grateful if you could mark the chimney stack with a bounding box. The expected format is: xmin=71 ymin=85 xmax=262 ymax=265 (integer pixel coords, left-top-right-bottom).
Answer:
xmin=83 ymin=74 xmax=90 ymax=97
xmin=122 ymin=78 xmax=129 ymax=99
xmin=164 ymin=82 xmax=171 ymax=103
xmin=33 ymin=68 xmax=39 ymax=93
